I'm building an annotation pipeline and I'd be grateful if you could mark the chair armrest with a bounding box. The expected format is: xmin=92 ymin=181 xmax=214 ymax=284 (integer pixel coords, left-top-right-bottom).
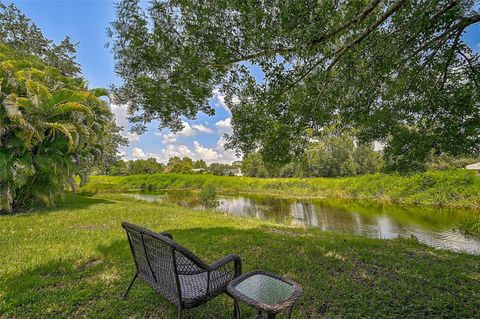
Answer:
xmin=209 ymin=254 xmax=242 ymax=277
xmin=158 ymin=232 xmax=173 ymax=239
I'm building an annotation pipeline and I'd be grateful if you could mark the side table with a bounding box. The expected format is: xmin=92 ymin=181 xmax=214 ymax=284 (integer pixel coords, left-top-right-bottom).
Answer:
xmin=227 ymin=270 xmax=303 ymax=319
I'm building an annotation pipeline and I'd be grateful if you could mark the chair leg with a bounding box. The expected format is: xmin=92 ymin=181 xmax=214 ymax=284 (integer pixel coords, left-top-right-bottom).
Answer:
xmin=286 ymin=306 xmax=294 ymax=319
xmin=232 ymin=299 xmax=241 ymax=319
xmin=123 ymin=272 xmax=138 ymax=298
xmin=177 ymin=306 xmax=184 ymax=319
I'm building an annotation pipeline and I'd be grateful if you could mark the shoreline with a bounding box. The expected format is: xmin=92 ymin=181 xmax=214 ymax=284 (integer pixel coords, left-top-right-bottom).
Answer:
xmin=81 ymin=170 xmax=480 ymax=210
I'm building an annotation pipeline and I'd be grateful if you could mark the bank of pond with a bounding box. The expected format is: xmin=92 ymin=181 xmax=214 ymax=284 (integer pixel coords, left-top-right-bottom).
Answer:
xmin=83 ymin=170 xmax=480 ymax=209
xmin=127 ymin=190 xmax=480 ymax=255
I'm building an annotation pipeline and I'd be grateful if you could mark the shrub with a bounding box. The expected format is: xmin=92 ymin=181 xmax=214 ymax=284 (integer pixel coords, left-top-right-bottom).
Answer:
xmin=0 ymin=44 xmax=118 ymax=212
xmin=199 ymin=183 xmax=218 ymax=208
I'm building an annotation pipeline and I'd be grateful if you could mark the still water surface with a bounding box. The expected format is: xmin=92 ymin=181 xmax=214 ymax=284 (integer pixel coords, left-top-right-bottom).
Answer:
xmin=130 ymin=192 xmax=480 ymax=255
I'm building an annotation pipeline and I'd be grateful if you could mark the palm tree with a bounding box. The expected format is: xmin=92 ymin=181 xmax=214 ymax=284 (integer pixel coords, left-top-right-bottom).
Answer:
xmin=0 ymin=44 xmax=114 ymax=212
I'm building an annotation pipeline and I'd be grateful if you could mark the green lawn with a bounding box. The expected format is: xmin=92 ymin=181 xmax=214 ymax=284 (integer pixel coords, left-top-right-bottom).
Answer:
xmin=1 ymin=194 xmax=479 ymax=318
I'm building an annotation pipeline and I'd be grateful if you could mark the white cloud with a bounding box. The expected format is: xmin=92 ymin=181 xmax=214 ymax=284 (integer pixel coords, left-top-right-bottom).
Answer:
xmin=110 ymin=103 xmax=128 ymax=128
xmin=125 ymin=132 xmax=140 ymax=142
xmin=162 ymin=144 xmax=194 ymax=158
xmin=110 ymin=103 xmax=140 ymax=143
xmin=132 ymin=147 xmax=147 ymax=159
xmin=213 ymin=88 xmax=227 ymax=110
xmin=160 ymin=132 xmax=178 ymax=144
xmin=191 ymin=123 xmax=214 ymax=134
xmin=157 ymin=121 xmax=214 ymax=144
xmin=216 ymin=136 xmax=239 ymax=163
xmin=130 ymin=144 xmax=192 ymax=162
xmin=179 ymin=121 xmax=196 ymax=137
xmin=128 ymin=140 xmax=240 ymax=164
xmin=193 ymin=141 xmax=220 ymax=160
xmin=215 ymin=117 xmax=233 ymax=134
xmin=212 ymin=89 xmax=239 ymax=112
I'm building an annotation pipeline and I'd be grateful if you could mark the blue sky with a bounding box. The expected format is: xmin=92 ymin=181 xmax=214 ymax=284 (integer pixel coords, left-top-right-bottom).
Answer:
xmin=7 ymin=1 xmax=480 ymax=164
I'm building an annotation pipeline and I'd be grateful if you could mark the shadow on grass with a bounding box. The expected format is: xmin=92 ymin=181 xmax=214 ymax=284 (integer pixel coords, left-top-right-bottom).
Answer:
xmin=8 ymin=194 xmax=115 ymax=216
xmin=2 ymin=225 xmax=480 ymax=318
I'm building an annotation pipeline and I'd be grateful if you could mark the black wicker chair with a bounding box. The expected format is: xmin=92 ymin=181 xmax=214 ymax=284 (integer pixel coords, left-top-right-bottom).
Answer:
xmin=121 ymin=222 xmax=242 ymax=318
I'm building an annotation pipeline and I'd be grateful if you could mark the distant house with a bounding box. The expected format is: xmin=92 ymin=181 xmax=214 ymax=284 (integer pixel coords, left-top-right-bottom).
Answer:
xmin=466 ymin=162 xmax=480 ymax=176
xmin=192 ymin=168 xmax=206 ymax=173
xmin=223 ymin=168 xmax=243 ymax=176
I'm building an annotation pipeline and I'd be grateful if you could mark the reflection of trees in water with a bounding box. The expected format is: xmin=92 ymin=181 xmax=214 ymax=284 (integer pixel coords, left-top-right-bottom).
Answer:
xmin=375 ymin=216 xmax=398 ymax=239
xmin=132 ymin=192 xmax=480 ymax=254
xmin=399 ymin=226 xmax=480 ymax=254
xmin=290 ymin=203 xmax=318 ymax=227
xmin=218 ymin=197 xmax=292 ymax=224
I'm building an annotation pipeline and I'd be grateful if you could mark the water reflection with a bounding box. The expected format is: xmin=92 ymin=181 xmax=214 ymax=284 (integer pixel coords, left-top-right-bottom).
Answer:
xmin=128 ymin=192 xmax=480 ymax=255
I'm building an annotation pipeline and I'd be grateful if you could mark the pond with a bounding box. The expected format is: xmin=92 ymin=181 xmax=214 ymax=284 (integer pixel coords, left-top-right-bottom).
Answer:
xmin=129 ymin=192 xmax=480 ymax=255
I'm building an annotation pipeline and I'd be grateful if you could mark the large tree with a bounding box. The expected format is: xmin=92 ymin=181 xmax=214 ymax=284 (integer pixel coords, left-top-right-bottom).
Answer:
xmin=110 ymin=0 xmax=480 ymax=171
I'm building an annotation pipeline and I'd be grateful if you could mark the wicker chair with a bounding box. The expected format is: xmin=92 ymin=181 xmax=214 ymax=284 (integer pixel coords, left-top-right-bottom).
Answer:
xmin=121 ymin=222 xmax=242 ymax=319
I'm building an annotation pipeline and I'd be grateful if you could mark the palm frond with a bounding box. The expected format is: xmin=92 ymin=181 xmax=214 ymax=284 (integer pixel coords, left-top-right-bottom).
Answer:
xmin=2 ymin=94 xmax=26 ymax=125
xmin=0 ymin=183 xmax=13 ymax=212
xmin=43 ymin=122 xmax=75 ymax=152
xmin=0 ymin=151 xmax=14 ymax=181
xmin=12 ymin=155 xmax=35 ymax=187
xmin=88 ymin=87 xmax=109 ymax=98
xmin=51 ymin=102 xmax=93 ymax=118
xmin=25 ymin=80 xmax=52 ymax=108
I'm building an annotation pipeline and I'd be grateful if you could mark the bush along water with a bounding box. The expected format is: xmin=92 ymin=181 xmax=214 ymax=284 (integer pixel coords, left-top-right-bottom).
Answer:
xmin=199 ymin=183 xmax=219 ymax=209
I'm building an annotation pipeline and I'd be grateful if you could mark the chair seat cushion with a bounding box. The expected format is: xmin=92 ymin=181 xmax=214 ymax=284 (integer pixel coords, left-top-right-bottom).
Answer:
xmin=180 ymin=271 xmax=231 ymax=307
xmin=180 ymin=272 xmax=208 ymax=300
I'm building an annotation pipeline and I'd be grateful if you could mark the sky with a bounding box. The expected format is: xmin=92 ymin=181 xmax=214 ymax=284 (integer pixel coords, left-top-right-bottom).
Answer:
xmin=6 ymin=1 xmax=480 ymax=164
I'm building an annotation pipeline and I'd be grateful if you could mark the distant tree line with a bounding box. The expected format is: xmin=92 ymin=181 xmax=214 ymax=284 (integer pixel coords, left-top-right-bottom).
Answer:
xmin=107 ymin=156 xmax=242 ymax=176
xmin=240 ymin=132 xmax=480 ymax=178
xmin=241 ymin=133 xmax=384 ymax=178
xmin=106 ymin=131 xmax=480 ymax=178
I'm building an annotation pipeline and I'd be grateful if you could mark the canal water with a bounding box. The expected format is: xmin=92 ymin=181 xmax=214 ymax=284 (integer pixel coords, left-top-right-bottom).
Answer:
xmin=129 ymin=192 xmax=480 ymax=255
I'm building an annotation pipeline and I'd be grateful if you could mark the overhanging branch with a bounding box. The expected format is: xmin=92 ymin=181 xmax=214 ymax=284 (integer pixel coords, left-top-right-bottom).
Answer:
xmin=213 ymin=0 xmax=384 ymax=66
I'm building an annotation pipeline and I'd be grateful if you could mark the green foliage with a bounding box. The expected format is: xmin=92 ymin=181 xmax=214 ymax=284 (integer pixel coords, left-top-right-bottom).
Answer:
xmin=108 ymin=159 xmax=164 ymax=176
xmin=0 ymin=44 xmax=121 ymax=212
xmin=109 ymin=159 xmax=129 ymax=176
xmin=458 ymin=216 xmax=480 ymax=239
xmin=129 ymin=158 xmax=164 ymax=175
xmin=193 ymin=159 xmax=207 ymax=169
xmin=242 ymin=133 xmax=384 ymax=178
xmin=82 ymin=170 xmax=480 ymax=209
xmin=427 ymin=154 xmax=480 ymax=171
xmin=241 ymin=153 xmax=268 ymax=177
xmin=1 ymin=193 xmax=479 ymax=317
xmin=110 ymin=0 xmax=480 ymax=171
xmin=199 ymin=183 xmax=218 ymax=208
xmin=0 ymin=3 xmax=80 ymax=76
xmin=207 ymin=162 xmax=231 ymax=176
xmin=164 ymin=156 xmax=193 ymax=173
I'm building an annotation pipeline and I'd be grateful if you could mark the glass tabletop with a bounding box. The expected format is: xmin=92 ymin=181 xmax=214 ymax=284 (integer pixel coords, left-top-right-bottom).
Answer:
xmin=234 ymin=274 xmax=295 ymax=306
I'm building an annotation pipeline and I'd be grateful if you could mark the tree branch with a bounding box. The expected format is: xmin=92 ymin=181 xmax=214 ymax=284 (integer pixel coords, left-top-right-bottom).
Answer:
xmin=457 ymin=49 xmax=480 ymax=89
xmin=440 ymin=29 xmax=462 ymax=89
xmin=214 ymin=0 xmax=383 ymax=66
xmin=326 ymin=0 xmax=407 ymax=72
xmin=308 ymin=0 xmax=383 ymax=47
xmin=268 ymin=0 xmax=406 ymax=100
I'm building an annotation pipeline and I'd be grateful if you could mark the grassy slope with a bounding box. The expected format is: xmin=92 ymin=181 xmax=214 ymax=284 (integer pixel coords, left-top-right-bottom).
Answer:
xmin=1 ymin=194 xmax=479 ymax=318
xmin=82 ymin=170 xmax=480 ymax=209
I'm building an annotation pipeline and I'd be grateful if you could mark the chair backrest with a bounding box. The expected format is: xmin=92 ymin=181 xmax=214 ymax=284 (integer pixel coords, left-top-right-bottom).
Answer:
xmin=121 ymin=222 xmax=208 ymax=304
